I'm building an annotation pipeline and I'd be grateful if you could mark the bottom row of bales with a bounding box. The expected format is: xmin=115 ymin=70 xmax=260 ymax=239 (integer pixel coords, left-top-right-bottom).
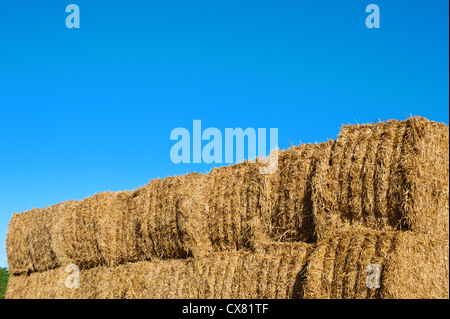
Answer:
xmin=6 ymin=229 xmax=448 ymax=299
xmin=6 ymin=242 xmax=312 ymax=299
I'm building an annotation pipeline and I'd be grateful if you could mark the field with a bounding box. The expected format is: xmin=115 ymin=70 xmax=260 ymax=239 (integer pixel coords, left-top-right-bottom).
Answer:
xmin=0 ymin=268 xmax=9 ymax=299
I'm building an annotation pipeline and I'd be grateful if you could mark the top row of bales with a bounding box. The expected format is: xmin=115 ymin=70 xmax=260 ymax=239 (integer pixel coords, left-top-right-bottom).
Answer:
xmin=6 ymin=117 xmax=449 ymax=275
xmin=312 ymin=117 xmax=449 ymax=240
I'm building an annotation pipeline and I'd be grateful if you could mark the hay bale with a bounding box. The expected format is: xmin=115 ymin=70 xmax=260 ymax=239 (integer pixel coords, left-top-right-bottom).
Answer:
xmin=50 ymin=200 xmax=82 ymax=268
xmin=94 ymin=191 xmax=139 ymax=265
xmin=381 ymin=232 xmax=449 ymax=299
xmin=6 ymin=200 xmax=81 ymax=275
xmin=51 ymin=191 xmax=139 ymax=269
xmin=61 ymin=191 xmax=139 ymax=269
xmin=190 ymin=242 xmax=314 ymax=299
xmin=6 ymin=246 xmax=312 ymax=299
xmin=7 ymin=210 xmax=47 ymax=275
xmin=266 ymin=141 xmax=334 ymax=243
xmin=302 ymin=228 xmax=449 ymax=299
xmin=312 ymin=120 xmax=405 ymax=239
xmin=205 ymin=161 xmax=268 ymax=251
xmin=394 ymin=117 xmax=449 ymax=236
xmin=129 ymin=172 xmax=211 ymax=260
xmin=7 ymin=192 xmax=139 ymax=274
xmin=312 ymin=117 xmax=449 ymax=240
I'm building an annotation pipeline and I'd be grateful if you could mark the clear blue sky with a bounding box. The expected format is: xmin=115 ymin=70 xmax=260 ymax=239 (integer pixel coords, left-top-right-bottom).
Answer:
xmin=0 ymin=1 xmax=448 ymax=268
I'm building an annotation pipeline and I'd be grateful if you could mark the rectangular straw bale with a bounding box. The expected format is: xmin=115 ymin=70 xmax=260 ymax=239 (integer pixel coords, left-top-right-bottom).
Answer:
xmin=302 ymin=228 xmax=387 ymax=299
xmin=381 ymin=232 xmax=449 ymax=299
xmin=49 ymin=191 xmax=141 ymax=269
xmin=312 ymin=120 xmax=404 ymax=239
xmin=302 ymin=228 xmax=449 ymax=299
xmin=267 ymin=141 xmax=334 ymax=243
xmin=6 ymin=263 xmax=116 ymax=299
xmin=393 ymin=117 xmax=449 ymax=236
xmin=62 ymin=191 xmax=138 ymax=268
xmin=6 ymin=200 xmax=80 ymax=275
xmin=6 ymin=209 xmax=50 ymax=275
xmin=50 ymin=200 xmax=82 ymax=268
xmin=312 ymin=117 xmax=449 ymax=240
xmin=6 ymin=246 xmax=312 ymax=299
xmin=205 ymin=161 xmax=268 ymax=251
xmin=7 ymin=192 xmax=139 ymax=274
xmin=189 ymin=242 xmax=314 ymax=299
xmin=91 ymin=190 xmax=138 ymax=266
xmin=129 ymin=172 xmax=211 ymax=260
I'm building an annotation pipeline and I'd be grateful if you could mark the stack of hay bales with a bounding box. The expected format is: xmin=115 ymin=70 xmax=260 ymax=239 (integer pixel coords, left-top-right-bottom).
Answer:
xmin=304 ymin=117 xmax=449 ymax=299
xmin=5 ymin=116 xmax=449 ymax=299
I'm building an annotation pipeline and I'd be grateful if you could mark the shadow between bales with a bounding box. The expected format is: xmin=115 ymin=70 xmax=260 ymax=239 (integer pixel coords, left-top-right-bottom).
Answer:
xmin=291 ymin=263 xmax=309 ymax=299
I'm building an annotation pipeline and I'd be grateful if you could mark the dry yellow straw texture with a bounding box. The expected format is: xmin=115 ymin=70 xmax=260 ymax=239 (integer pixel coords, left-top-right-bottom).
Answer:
xmin=312 ymin=117 xmax=449 ymax=240
xmin=204 ymin=162 xmax=267 ymax=252
xmin=302 ymin=228 xmax=449 ymax=299
xmin=6 ymin=245 xmax=312 ymax=299
xmin=266 ymin=141 xmax=334 ymax=243
xmin=6 ymin=145 xmax=330 ymax=275
xmin=5 ymin=116 xmax=449 ymax=298
xmin=7 ymin=200 xmax=80 ymax=274
xmin=7 ymin=192 xmax=138 ymax=274
xmin=129 ymin=173 xmax=210 ymax=260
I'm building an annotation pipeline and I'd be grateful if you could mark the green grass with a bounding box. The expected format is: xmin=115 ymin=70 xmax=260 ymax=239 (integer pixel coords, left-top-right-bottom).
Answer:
xmin=0 ymin=268 xmax=9 ymax=299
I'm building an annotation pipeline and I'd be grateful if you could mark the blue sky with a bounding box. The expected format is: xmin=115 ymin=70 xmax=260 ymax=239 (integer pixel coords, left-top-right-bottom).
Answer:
xmin=0 ymin=0 xmax=448 ymax=268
